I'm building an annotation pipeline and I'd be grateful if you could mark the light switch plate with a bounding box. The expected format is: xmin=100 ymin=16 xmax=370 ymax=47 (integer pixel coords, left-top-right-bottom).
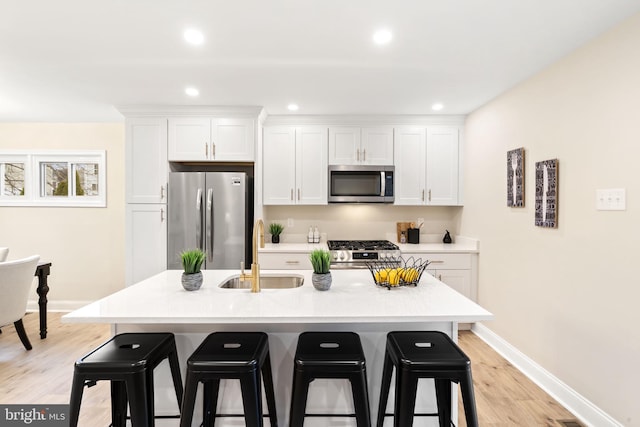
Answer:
xmin=596 ymin=188 xmax=626 ymax=211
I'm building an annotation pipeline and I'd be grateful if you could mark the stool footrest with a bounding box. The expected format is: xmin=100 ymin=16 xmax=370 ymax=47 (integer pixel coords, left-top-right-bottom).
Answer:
xmin=305 ymin=413 xmax=357 ymax=417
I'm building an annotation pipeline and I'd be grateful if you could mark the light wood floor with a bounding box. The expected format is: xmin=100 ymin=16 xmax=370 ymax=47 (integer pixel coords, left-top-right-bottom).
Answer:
xmin=0 ymin=313 xmax=582 ymax=426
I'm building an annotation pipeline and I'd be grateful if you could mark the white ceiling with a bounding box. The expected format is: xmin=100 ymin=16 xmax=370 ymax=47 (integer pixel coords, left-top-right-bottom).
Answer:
xmin=2 ymin=0 xmax=639 ymax=122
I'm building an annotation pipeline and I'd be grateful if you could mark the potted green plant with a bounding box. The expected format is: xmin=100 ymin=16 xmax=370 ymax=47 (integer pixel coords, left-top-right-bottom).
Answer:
xmin=269 ymin=222 xmax=284 ymax=244
xmin=180 ymin=249 xmax=206 ymax=291
xmin=309 ymin=249 xmax=332 ymax=291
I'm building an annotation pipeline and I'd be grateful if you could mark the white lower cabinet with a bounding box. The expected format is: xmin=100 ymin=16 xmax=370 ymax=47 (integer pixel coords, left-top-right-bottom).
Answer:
xmin=259 ymin=252 xmax=312 ymax=270
xmin=126 ymin=204 xmax=167 ymax=286
xmin=402 ymin=252 xmax=476 ymax=302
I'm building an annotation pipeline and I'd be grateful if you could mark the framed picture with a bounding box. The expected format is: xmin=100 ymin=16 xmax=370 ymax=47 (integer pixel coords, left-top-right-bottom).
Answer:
xmin=535 ymin=159 xmax=558 ymax=228
xmin=507 ymin=148 xmax=524 ymax=207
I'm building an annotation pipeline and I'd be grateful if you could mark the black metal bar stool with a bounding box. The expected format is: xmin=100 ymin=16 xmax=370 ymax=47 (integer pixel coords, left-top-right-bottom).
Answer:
xmin=376 ymin=331 xmax=478 ymax=427
xmin=179 ymin=332 xmax=277 ymax=427
xmin=69 ymin=332 xmax=183 ymax=427
xmin=289 ymin=331 xmax=371 ymax=427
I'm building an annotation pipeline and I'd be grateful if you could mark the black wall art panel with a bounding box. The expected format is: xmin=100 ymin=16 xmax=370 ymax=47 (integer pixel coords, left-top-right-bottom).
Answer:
xmin=507 ymin=148 xmax=525 ymax=207
xmin=535 ymin=159 xmax=558 ymax=228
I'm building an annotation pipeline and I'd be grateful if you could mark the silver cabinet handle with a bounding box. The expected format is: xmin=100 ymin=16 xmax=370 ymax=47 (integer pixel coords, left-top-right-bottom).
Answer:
xmin=160 ymin=186 xmax=165 ymax=200
xmin=212 ymin=142 xmax=216 ymax=159
xmin=363 ymin=149 xmax=366 ymax=161
xmin=205 ymin=142 xmax=208 ymax=158
xmin=430 ymin=260 xmax=444 ymax=264
xmin=428 ymin=189 xmax=432 ymax=202
xmin=356 ymin=148 xmax=360 ymax=161
xmin=285 ymin=260 xmax=300 ymax=265
xmin=297 ymin=188 xmax=301 ymax=200
xmin=290 ymin=188 xmax=294 ymax=201
xmin=422 ymin=189 xmax=425 ymax=201
xmin=160 ymin=208 xmax=164 ymax=222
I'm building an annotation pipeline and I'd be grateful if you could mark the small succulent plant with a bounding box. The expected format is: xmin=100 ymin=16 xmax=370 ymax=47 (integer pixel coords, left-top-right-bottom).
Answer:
xmin=180 ymin=249 xmax=206 ymax=274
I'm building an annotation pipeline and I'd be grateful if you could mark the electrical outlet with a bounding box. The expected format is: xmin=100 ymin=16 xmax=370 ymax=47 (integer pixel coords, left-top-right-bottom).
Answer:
xmin=287 ymin=218 xmax=294 ymax=227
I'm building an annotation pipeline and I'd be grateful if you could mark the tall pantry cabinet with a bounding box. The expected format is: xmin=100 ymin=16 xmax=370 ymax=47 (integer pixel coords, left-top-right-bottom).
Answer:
xmin=125 ymin=118 xmax=168 ymax=286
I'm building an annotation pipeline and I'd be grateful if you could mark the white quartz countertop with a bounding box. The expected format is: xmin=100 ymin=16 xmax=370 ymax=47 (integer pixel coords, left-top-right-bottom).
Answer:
xmin=63 ymin=269 xmax=492 ymax=325
xmin=395 ymin=242 xmax=479 ymax=253
xmin=260 ymin=242 xmax=328 ymax=253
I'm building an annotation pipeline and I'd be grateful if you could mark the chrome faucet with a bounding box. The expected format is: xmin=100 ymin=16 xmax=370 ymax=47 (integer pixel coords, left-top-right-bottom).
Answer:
xmin=240 ymin=219 xmax=264 ymax=293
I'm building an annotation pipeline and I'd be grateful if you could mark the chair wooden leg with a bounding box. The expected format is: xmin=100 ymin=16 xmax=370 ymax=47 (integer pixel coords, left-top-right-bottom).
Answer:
xmin=14 ymin=319 xmax=32 ymax=350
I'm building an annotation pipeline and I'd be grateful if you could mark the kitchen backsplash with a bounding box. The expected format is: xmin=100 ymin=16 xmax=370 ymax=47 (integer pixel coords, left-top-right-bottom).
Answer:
xmin=263 ymin=205 xmax=462 ymax=244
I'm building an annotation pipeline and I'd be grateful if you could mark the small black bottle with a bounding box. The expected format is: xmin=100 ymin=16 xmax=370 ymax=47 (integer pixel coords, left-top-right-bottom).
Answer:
xmin=443 ymin=230 xmax=452 ymax=244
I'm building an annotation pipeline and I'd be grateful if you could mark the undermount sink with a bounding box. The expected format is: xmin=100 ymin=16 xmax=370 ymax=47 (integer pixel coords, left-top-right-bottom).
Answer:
xmin=219 ymin=274 xmax=304 ymax=289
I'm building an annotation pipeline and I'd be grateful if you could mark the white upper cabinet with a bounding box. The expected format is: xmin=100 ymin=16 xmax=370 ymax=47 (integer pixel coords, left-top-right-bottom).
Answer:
xmin=125 ymin=118 xmax=168 ymax=204
xmin=263 ymin=126 xmax=328 ymax=205
xmin=168 ymin=117 xmax=254 ymax=161
xmin=394 ymin=126 xmax=460 ymax=206
xmin=328 ymin=126 xmax=393 ymax=165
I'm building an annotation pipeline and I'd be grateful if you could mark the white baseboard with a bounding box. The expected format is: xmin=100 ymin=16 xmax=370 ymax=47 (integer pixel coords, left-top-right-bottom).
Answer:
xmin=471 ymin=323 xmax=622 ymax=427
xmin=27 ymin=299 xmax=91 ymax=312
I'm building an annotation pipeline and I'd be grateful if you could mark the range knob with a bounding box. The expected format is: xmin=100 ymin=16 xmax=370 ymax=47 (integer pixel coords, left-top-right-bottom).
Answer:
xmin=332 ymin=252 xmax=339 ymax=260
xmin=339 ymin=251 xmax=347 ymax=261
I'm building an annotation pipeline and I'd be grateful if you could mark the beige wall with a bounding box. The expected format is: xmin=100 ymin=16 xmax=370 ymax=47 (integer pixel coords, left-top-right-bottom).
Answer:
xmin=461 ymin=13 xmax=640 ymax=425
xmin=0 ymin=123 xmax=125 ymax=305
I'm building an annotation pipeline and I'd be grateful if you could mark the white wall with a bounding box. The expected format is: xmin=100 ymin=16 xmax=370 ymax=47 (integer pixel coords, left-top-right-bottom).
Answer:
xmin=460 ymin=13 xmax=640 ymax=426
xmin=0 ymin=123 xmax=125 ymax=306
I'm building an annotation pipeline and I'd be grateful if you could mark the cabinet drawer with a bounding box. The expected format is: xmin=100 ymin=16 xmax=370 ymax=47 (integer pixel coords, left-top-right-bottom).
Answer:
xmin=260 ymin=253 xmax=311 ymax=270
xmin=402 ymin=253 xmax=471 ymax=269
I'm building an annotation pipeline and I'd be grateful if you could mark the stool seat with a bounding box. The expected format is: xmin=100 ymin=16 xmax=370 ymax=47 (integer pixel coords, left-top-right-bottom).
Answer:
xmin=290 ymin=332 xmax=371 ymax=427
xmin=377 ymin=331 xmax=479 ymax=427
xmin=69 ymin=332 xmax=183 ymax=427
xmin=179 ymin=332 xmax=277 ymax=427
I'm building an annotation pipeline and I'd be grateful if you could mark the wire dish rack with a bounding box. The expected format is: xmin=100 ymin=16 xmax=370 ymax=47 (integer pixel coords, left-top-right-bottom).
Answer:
xmin=366 ymin=256 xmax=431 ymax=289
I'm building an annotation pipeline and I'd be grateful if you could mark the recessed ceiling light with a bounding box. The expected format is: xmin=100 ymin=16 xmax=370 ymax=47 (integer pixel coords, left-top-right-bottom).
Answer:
xmin=185 ymin=87 xmax=199 ymax=97
xmin=184 ymin=28 xmax=204 ymax=45
xmin=372 ymin=29 xmax=393 ymax=45
xmin=431 ymin=103 xmax=444 ymax=111
xmin=287 ymin=104 xmax=299 ymax=111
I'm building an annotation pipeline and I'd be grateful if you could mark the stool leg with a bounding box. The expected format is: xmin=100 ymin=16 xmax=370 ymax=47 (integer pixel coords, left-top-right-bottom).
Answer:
xmin=395 ymin=370 xmax=418 ymax=427
xmin=435 ymin=379 xmax=452 ymax=427
xmin=68 ymin=374 xmax=85 ymax=427
xmin=460 ymin=370 xmax=479 ymax=427
xmin=111 ymin=380 xmax=128 ymax=427
xmin=376 ymin=351 xmax=393 ymax=427
xmin=126 ymin=372 xmax=151 ymax=427
xmin=168 ymin=344 xmax=184 ymax=406
xmin=261 ymin=351 xmax=279 ymax=427
xmin=350 ymin=370 xmax=372 ymax=427
xmin=240 ymin=370 xmax=263 ymax=427
xmin=203 ymin=379 xmax=220 ymax=427
xmin=289 ymin=370 xmax=310 ymax=427
xmin=179 ymin=372 xmax=200 ymax=427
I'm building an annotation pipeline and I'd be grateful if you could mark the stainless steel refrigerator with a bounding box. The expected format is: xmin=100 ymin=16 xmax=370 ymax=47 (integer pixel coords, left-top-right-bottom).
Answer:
xmin=167 ymin=172 xmax=251 ymax=269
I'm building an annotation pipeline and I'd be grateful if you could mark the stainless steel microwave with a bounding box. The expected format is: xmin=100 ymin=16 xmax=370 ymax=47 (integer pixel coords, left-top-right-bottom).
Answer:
xmin=328 ymin=165 xmax=394 ymax=203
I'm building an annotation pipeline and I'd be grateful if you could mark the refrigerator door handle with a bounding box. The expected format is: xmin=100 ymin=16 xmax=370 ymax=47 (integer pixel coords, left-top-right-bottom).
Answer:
xmin=196 ymin=188 xmax=203 ymax=251
xmin=206 ymin=188 xmax=214 ymax=263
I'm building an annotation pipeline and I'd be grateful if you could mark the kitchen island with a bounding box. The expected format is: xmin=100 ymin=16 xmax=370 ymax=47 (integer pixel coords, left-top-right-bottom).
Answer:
xmin=63 ymin=269 xmax=492 ymax=426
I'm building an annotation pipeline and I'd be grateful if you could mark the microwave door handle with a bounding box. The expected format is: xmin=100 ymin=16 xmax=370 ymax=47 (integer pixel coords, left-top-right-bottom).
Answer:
xmin=380 ymin=171 xmax=386 ymax=196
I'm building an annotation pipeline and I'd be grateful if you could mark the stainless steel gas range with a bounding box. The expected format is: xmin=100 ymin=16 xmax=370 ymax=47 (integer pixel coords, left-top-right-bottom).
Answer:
xmin=327 ymin=240 xmax=401 ymax=269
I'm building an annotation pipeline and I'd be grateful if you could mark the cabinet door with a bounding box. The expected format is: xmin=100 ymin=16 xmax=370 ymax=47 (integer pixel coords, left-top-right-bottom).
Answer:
xmin=393 ymin=127 xmax=426 ymax=205
xmin=296 ymin=127 xmax=328 ymax=205
xmin=328 ymin=127 xmax=360 ymax=165
xmin=126 ymin=118 xmax=168 ymax=204
xmin=168 ymin=118 xmax=210 ymax=161
xmin=426 ymin=127 xmax=459 ymax=205
xmin=361 ymin=127 xmax=394 ymax=165
xmin=212 ymin=118 xmax=255 ymax=161
xmin=433 ymin=269 xmax=471 ymax=299
xmin=126 ymin=204 xmax=167 ymax=286
xmin=263 ymin=127 xmax=296 ymax=205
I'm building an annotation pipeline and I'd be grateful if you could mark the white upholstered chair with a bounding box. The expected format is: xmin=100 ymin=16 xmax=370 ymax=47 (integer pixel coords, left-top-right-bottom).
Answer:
xmin=0 ymin=247 xmax=8 ymax=262
xmin=0 ymin=255 xmax=40 ymax=350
